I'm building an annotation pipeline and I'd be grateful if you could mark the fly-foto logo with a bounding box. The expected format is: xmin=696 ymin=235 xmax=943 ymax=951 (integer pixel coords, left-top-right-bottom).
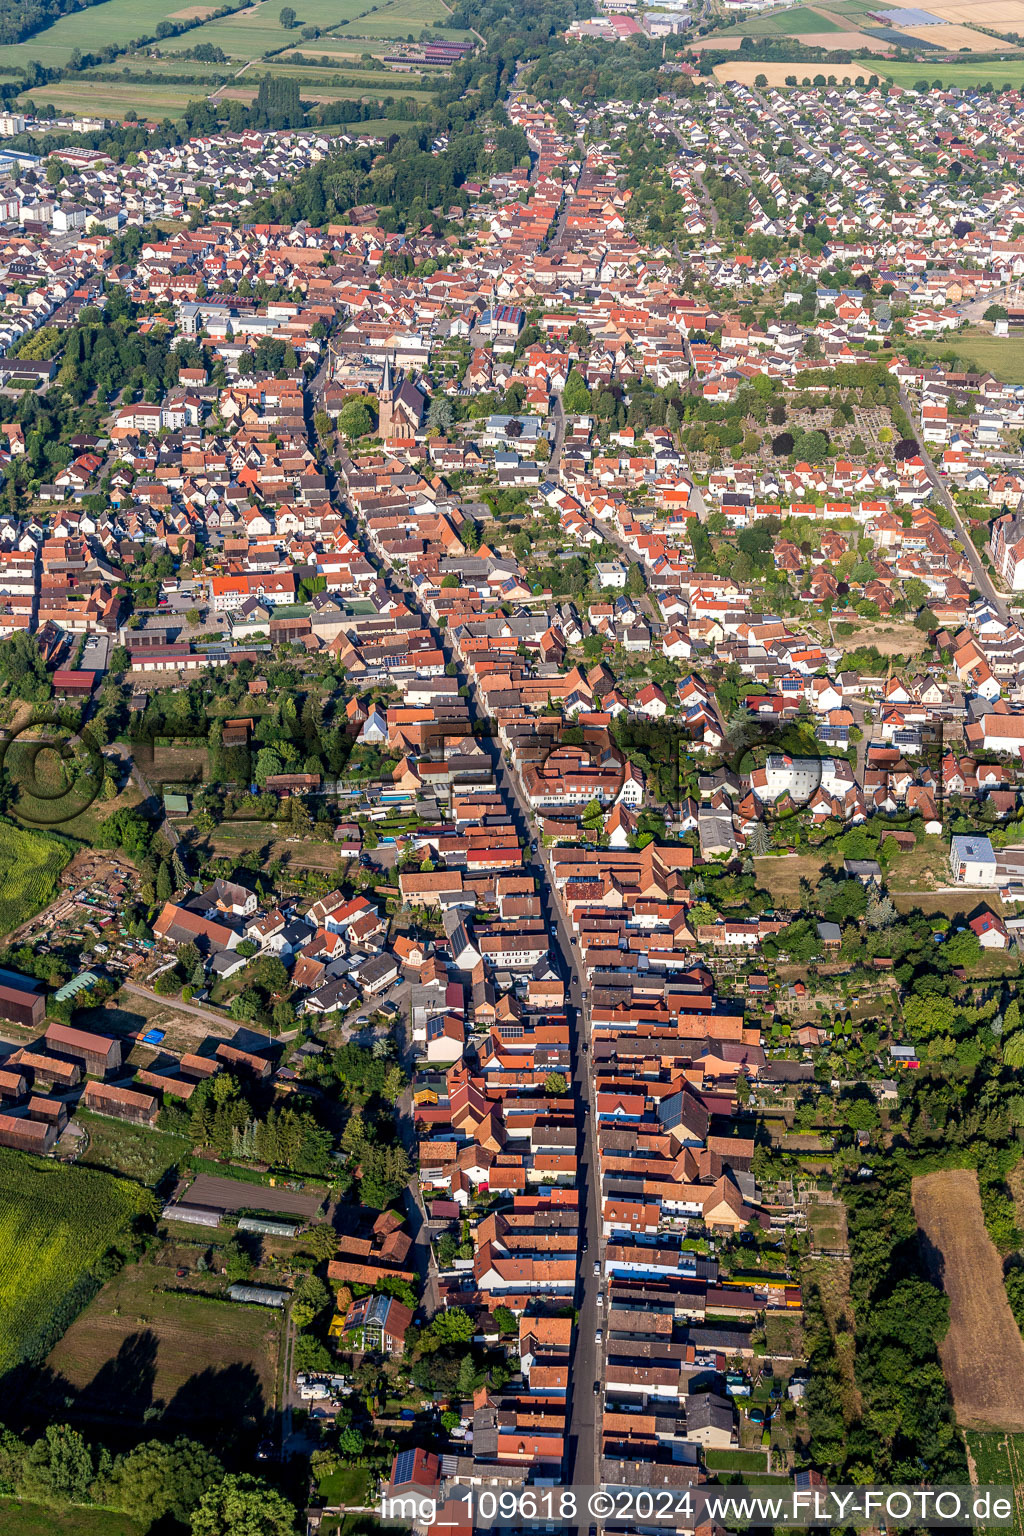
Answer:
xmin=0 ymin=714 xmax=105 ymax=827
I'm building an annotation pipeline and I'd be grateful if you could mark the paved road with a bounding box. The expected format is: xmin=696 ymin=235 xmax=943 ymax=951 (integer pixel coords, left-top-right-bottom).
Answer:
xmin=548 ymin=392 xmax=567 ymax=473
xmin=897 ymin=383 xmax=1009 ymax=618
xmin=420 ymin=613 xmax=603 ymax=1489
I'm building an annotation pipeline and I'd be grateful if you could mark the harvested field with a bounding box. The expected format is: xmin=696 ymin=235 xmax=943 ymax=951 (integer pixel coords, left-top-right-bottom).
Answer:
xmin=712 ymin=59 xmax=874 ymax=81
xmin=185 ymin=1172 xmax=324 ymax=1219
xmin=797 ymin=28 xmax=892 ymax=45
xmin=913 ymin=1168 xmax=1024 ymax=1431
xmin=170 ymin=4 xmax=217 ymax=14
xmin=899 ymin=19 xmax=1019 ymax=44
xmin=926 ymin=0 xmax=1024 ymax=21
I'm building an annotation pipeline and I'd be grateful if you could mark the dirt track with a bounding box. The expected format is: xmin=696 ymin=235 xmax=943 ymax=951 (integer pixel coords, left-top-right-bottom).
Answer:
xmin=914 ymin=1168 xmax=1024 ymax=1431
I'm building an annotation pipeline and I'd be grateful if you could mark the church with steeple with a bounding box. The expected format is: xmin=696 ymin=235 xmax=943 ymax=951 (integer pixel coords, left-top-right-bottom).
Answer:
xmin=378 ymin=357 xmax=428 ymax=439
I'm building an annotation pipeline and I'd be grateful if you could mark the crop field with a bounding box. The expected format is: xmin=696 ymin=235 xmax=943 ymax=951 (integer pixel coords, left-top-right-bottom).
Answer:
xmin=45 ymin=1251 xmax=281 ymax=1441
xmin=915 ymin=332 xmax=1024 ymax=383
xmin=0 ymin=819 xmax=72 ymax=939
xmin=0 ymin=1152 xmax=144 ymax=1377
xmin=965 ymin=1432 xmax=1024 ymax=1535
xmin=16 ymin=81 xmax=212 ymax=117
xmin=879 ymin=58 xmax=1024 ymax=86
xmin=926 ymin=0 xmax=1024 ymax=22
xmin=0 ymin=1506 xmax=144 ymax=1536
xmin=914 ymin=1169 xmax=1024 ymax=1431
xmin=720 ymin=5 xmax=843 ymax=33
xmin=166 ymin=0 xmax=467 ymax=60
xmin=0 ymin=0 xmax=199 ymax=72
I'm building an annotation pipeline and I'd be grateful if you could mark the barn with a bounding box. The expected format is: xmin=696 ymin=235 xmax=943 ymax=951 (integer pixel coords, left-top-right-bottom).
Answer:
xmin=81 ymin=1081 xmax=158 ymax=1125
xmin=0 ymin=1112 xmax=56 ymax=1154
xmin=45 ymin=1022 xmax=122 ymax=1077
xmin=0 ymin=982 xmax=44 ymax=1030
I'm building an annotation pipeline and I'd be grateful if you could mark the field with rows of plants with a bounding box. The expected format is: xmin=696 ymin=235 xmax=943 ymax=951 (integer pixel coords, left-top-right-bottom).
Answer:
xmin=0 ymin=820 xmax=72 ymax=938
xmin=0 ymin=1152 xmax=145 ymax=1377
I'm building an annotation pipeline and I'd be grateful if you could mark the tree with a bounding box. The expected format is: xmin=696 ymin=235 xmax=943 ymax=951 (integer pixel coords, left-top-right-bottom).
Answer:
xmin=224 ymin=1237 xmax=252 ymax=1283
xmin=291 ymin=1274 xmax=330 ymax=1330
xmin=359 ymin=1143 xmax=411 ymax=1209
xmin=562 ymin=367 xmax=592 ymax=415
xmin=304 ymin=1224 xmax=338 ymax=1262
xmin=428 ymin=396 xmax=455 ymax=435
xmin=429 ymin=1307 xmax=475 ymax=1345
xmin=456 ymin=1352 xmax=478 ymax=1398
xmin=19 ymin=1425 xmax=93 ymax=1503
xmin=279 ymin=6 xmax=298 ymax=25
xmin=190 ymin=1474 xmax=297 ymax=1536
xmin=338 ymin=399 xmax=372 ymax=440
xmin=109 ymin=1439 xmax=224 ymax=1526
xmin=544 ymin=1072 xmax=568 ymax=1095
xmin=493 ymin=1305 xmax=517 ymax=1334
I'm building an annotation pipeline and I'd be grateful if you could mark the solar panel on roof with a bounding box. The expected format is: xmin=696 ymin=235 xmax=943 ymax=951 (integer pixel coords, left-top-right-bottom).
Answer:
xmin=393 ymin=1449 xmax=417 ymax=1486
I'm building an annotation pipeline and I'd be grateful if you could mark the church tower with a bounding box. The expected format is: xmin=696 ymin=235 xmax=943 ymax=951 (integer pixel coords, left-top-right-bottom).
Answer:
xmin=378 ymin=355 xmax=395 ymax=438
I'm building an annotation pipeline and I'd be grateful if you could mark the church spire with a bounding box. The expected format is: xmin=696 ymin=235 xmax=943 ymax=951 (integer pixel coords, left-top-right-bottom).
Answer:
xmin=382 ymin=354 xmax=393 ymax=397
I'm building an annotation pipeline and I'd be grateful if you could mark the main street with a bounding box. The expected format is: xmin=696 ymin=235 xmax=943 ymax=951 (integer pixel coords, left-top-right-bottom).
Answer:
xmin=897 ymin=383 xmax=1010 ymax=619
xmin=311 ymin=418 xmax=605 ymax=1490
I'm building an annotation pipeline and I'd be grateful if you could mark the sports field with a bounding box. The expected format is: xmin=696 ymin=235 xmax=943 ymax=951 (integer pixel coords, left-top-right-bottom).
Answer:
xmin=0 ymin=1152 xmax=145 ymax=1377
xmin=914 ymin=1168 xmax=1024 ymax=1432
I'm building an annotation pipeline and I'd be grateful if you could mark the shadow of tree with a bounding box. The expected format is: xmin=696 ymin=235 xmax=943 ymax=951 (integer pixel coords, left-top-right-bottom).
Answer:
xmin=75 ymin=1328 xmax=161 ymax=1422
xmin=164 ymin=1362 xmax=268 ymax=1455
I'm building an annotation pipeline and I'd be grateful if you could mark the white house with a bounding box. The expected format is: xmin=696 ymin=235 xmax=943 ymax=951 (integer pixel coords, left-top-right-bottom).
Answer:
xmin=949 ymin=833 xmax=997 ymax=886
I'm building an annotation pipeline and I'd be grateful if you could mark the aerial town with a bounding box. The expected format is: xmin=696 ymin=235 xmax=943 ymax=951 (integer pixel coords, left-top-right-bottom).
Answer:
xmin=4 ymin=0 xmax=1024 ymax=1531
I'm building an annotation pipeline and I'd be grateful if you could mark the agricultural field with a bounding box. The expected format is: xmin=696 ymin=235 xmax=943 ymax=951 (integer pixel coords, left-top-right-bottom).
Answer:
xmin=712 ymin=60 xmax=876 ymax=82
xmin=16 ymin=82 xmax=211 ymax=119
xmin=0 ymin=1152 xmax=145 ymax=1377
xmin=878 ymin=58 xmax=1024 ymax=86
xmin=0 ymin=1506 xmax=143 ymax=1536
xmin=915 ymin=332 xmax=1024 ymax=385
xmin=924 ymin=0 xmax=1024 ymax=23
xmin=0 ymin=0 xmax=202 ymax=72
xmin=160 ymin=0 xmax=468 ymax=62
xmin=43 ymin=1247 xmax=282 ymax=1447
xmin=718 ymin=5 xmax=844 ymax=33
xmin=896 ymin=20 xmax=1018 ymax=47
xmin=913 ymin=1168 xmax=1024 ymax=1431
xmin=0 ymin=819 xmax=72 ymax=938
xmin=965 ymin=1431 xmax=1024 ymax=1535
